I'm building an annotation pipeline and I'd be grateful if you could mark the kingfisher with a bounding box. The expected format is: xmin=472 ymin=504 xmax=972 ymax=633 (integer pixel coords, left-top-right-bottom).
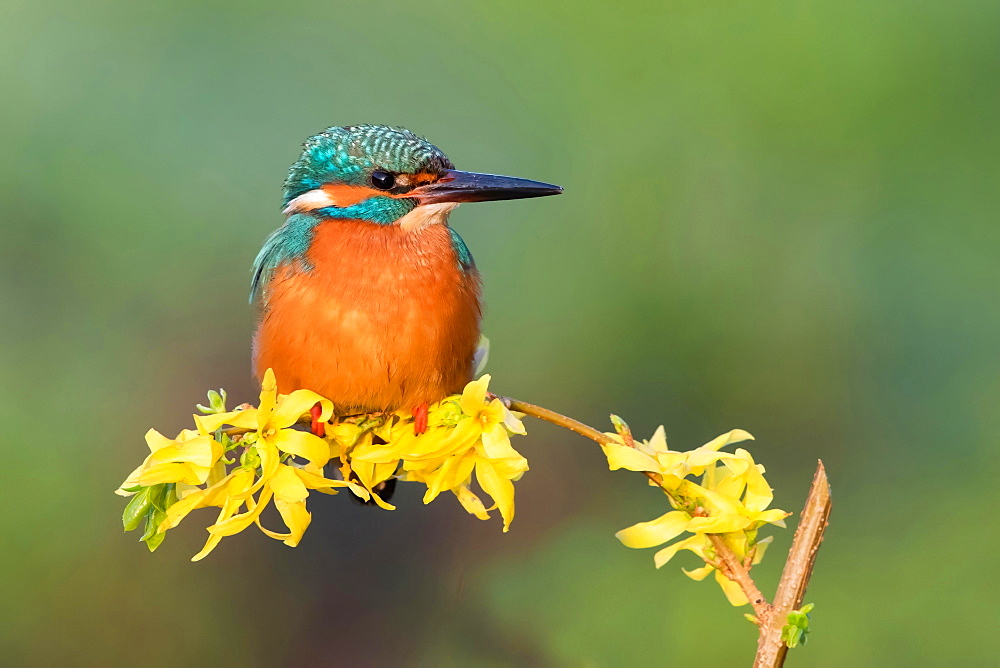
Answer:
xmin=250 ymin=125 xmax=562 ymax=436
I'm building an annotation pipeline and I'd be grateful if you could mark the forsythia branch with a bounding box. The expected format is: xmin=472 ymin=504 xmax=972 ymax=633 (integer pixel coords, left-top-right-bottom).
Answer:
xmin=701 ymin=519 xmax=772 ymax=619
xmin=505 ymin=398 xmax=774 ymax=621
xmin=119 ymin=376 xmax=830 ymax=666
xmin=753 ymin=461 xmax=831 ymax=668
xmin=507 ymin=398 xmax=831 ymax=668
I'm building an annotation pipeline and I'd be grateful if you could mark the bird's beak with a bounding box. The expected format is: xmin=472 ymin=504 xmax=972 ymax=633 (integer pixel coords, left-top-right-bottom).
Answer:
xmin=410 ymin=170 xmax=563 ymax=205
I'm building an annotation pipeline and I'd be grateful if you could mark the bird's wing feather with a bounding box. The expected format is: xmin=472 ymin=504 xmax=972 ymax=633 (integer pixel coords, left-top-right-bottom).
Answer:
xmin=250 ymin=214 xmax=317 ymax=304
xmin=249 ymin=226 xmax=286 ymax=304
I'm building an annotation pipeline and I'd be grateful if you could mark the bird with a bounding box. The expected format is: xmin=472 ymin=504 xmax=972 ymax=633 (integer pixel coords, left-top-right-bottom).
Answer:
xmin=250 ymin=125 xmax=562 ymax=438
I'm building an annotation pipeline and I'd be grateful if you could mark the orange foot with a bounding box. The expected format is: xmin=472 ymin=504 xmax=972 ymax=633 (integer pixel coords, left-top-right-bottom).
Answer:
xmin=310 ymin=402 xmax=326 ymax=438
xmin=413 ymin=402 xmax=429 ymax=435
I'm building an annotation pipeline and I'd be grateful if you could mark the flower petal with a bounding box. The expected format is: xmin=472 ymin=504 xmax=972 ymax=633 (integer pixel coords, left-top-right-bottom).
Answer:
xmin=687 ymin=513 xmax=752 ymax=534
xmin=501 ymin=406 xmax=526 ymax=435
xmin=327 ymin=422 xmax=365 ymax=451
xmin=293 ymin=467 xmax=367 ymax=500
xmin=645 ymin=425 xmax=668 ymax=454
xmin=685 ymin=449 xmax=731 ymax=471
xmin=147 ymin=434 xmax=220 ymax=469
xmin=191 ymin=487 xmax=247 ymax=561
xmin=116 ymin=463 xmax=146 ymax=495
xmin=680 ymin=479 xmax=746 ymax=516
xmin=698 ymin=429 xmax=754 ymax=453
xmin=194 ymin=409 xmax=258 ymax=433
xmin=615 ymin=511 xmax=691 ymax=549
xmin=476 ymin=459 xmax=515 ymax=532
xmin=459 ymin=375 xmax=490 ymax=415
xmin=653 ymin=534 xmax=709 ymax=569
xmin=257 ymin=368 xmax=278 ymax=430
xmin=601 ymin=443 xmax=662 ymax=473
xmin=270 ymin=464 xmax=309 ymax=503
xmin=755 ymin=509 xmax=790 ymax=527
xmin=144 ymin=428 xmax=174 ymax=453
xmin=715 ymin=569 xmax=749 ymax=606
xmin=489 ymin=454 xmax=529 ymax=480
xmin=740 ymin=458 xmax=773 ymax=513
xmin=191 ymin=533 xmax=224 ymax=562
xmin=751 ymin=536 xmax=773 ymax=565
xmin=423 ymin=452 xmax=476 ymax=504
xmin=709 ymin=470 xmax=747 ymax=501
xmin=453 ymin=485 xmax=491 ymax=520
xmin=269 ymin=429 xmax=330 ymax=467
xmin=138 ymin=462 xmax=209 ymax=486
xmin=682 ymin=563 xmax=716 ymax=581
xmin=208 ymin=488 xmax=274 ymax=536
xmin=257 ymin=499 xmax=312 ymax=547
xmin=271 ymin=390 xmax=334 ymax=429
xmin=480 ymin=425 xmax=519 ymax=460
xmin=161 ymin=471 xmax=248 ymax=533
xmin=275 ymin=499 xmax=311 ymax=546
xmin=368 ymin=491 xmax=396 ymax=511
xmin=653 ymin=451 xmax=690 ymax=477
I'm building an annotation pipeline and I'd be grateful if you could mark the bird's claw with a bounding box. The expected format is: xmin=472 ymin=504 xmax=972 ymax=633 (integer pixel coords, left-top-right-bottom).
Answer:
xmin=413 ymin=403 xmax=429 ymax=435
xmin=310 ymin=402 xmax=326 ymax=438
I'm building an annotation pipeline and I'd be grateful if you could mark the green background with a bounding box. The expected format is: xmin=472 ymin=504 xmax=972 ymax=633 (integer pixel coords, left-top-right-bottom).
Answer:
xmin=3 ymin=0 xmax=997 ymax=665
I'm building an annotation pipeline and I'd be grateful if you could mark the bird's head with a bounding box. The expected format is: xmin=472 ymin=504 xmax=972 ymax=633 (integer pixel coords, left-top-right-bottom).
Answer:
xmin=281 ymin=124 xmax=562 ymax=229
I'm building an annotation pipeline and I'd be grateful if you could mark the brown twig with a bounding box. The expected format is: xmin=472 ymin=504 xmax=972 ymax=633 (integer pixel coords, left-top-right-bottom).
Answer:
xmin=753 ymin=461 xmax=832 ymax=668
xmin=507 ymin=399 xmax=614 ymax=446
xmin=696 ymin=516 xmax=771 ymax=619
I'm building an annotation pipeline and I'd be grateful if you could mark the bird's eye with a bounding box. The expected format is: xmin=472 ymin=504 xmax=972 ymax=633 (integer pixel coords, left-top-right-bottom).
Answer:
xmin=370 ymin=170 xmax=396 ymax=190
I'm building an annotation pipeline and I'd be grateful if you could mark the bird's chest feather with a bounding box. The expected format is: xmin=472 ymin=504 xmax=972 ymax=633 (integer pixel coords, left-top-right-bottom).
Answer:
xmin=253 ymin=220 xmax=481 ymax=410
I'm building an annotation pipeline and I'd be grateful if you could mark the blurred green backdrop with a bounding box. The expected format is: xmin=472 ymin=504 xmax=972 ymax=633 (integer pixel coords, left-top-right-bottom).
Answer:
xmin=3 ymin=0 xmax=998 ymax=665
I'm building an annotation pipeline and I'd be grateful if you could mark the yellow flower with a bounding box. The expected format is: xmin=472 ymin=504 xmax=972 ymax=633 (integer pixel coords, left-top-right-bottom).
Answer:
xmin=159 ymin=468 xmax=256 ymax=561
xmin=120 ymin=370 xmax=532 ymax=559
xmin=116 ymin=428 xmax=223 ymax=493
xmin=137 ymin=369 xmax=373 ymax=559
xmin=255 ymin=462 xmax=368 ymax=547
xmin=455 ymin=375 xmax=526 ymax=460
xmin=159 ymin=459 xmax=368 ymax=560
xmin=601 ymin=426 xmax=754 ymax=480
xmin=649 ymin=533 xmax=773 ymax=606
xmin=607 ymin=427 xmax=789 ymax=606
xmin=350 ymin=374 xmax=529 ymax=531
xmin=406 ymin=376 xmax=527 ymax=531
xmin=472 ymin=453 xmax=527 ymax=532
xmin=195 ymin=369 xmax=334 ymax=487
xmin=332 ymin=425 xmax=399 ymax=510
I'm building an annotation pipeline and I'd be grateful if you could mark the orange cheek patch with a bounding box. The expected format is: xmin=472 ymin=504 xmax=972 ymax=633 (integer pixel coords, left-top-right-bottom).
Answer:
xmin=320 ymin=183 xmax=383 ymax=207
xmin=409 ymin=171 xmax=441 ymax=185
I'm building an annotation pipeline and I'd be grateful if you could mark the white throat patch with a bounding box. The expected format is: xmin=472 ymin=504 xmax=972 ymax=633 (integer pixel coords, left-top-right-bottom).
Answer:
xmin=397 ymin=202 xmax=459 ymax=232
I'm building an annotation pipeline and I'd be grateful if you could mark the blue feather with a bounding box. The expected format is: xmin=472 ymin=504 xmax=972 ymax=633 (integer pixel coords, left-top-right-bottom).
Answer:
xmin=449 ymin=227 xmax=475 ymax=272
xmin=249 ymin=213 xmax=318 ymax=303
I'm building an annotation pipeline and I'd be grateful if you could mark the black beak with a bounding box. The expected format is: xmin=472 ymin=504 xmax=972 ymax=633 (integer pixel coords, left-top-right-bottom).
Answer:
xmin=410 ymin=169 xmax=563 ymax=205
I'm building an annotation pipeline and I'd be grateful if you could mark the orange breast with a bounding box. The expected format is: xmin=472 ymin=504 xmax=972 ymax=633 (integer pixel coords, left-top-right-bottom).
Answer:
xmin=252 ymin=219 xmax=482 ymax=412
